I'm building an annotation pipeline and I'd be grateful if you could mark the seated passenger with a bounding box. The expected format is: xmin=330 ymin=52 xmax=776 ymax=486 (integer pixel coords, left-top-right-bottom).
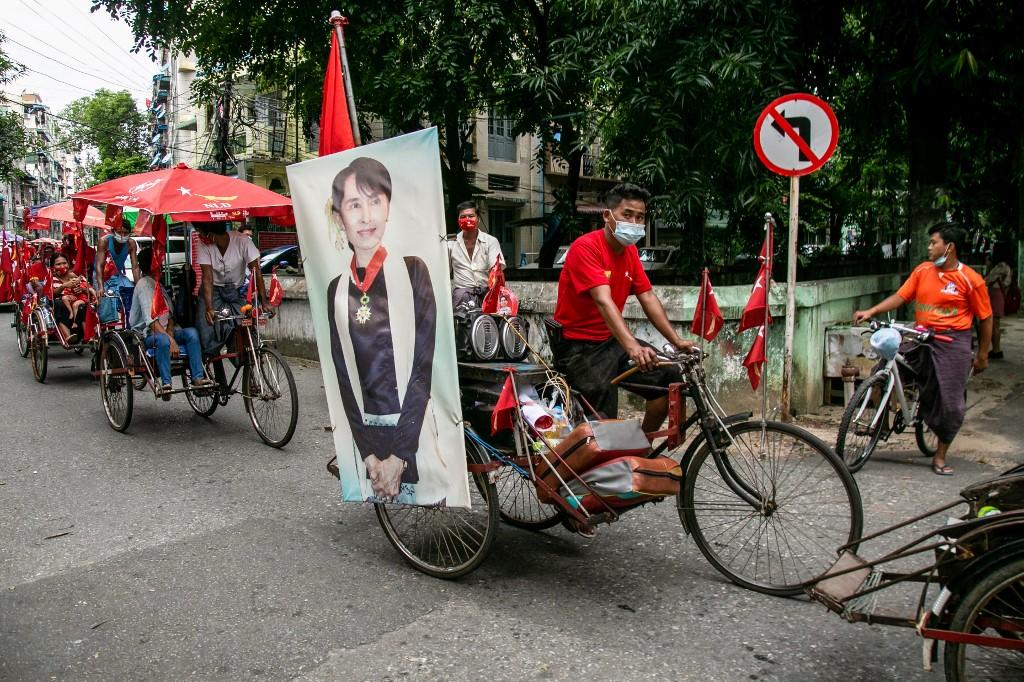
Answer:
xmin=129 ymin=247 xmax=214 ymax=398
xmin=24 ymin=242 xmax=56 ymax=298
xmin=51 ymin=255 xmax=95 ymax=344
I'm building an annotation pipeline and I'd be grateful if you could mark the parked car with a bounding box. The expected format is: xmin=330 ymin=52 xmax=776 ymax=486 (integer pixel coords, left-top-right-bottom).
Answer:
xmin=122 ymin=235 xmax=187 ymax=282
xmin=259 ymin=244 xmax=303 ymax=274
xmin=636 ymin=246 xmax=679 ymax=270
xmin=521 ymin=244 xmax=678 ymax=271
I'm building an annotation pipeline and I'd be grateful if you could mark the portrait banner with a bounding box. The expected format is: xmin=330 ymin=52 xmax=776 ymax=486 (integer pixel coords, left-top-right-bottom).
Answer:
xmin=287 ymin=129 xmax=469 ymax=507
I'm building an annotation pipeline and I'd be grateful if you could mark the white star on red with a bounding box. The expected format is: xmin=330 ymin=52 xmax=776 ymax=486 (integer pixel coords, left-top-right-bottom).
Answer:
xmin=178 ymin=186 xmax=192 ymax=196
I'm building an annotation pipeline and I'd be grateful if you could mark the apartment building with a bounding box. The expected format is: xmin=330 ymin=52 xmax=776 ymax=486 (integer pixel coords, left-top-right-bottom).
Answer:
xmin=0 ymin=92 xmax=84 ymax=231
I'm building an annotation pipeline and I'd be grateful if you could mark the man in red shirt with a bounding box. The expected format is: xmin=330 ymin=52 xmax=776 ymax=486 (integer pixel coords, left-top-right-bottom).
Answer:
xmin=855 ymin=222 xmax=992 ymax=475
xmin=553 ymin=183 xmax=695 ymax=431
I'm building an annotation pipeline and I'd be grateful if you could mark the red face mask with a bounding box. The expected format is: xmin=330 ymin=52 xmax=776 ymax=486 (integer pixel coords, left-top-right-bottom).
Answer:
xmin=458 ymin=216 xmax=478 ymax=231
xmin=197 ymin=233 xmax=214 ymax=245
xmin=54 ymin=265 xmax=69 ymax=276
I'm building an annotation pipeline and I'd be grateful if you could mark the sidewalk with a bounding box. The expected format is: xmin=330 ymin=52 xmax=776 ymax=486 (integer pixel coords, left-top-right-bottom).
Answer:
xmin=800 ymin=314 xmax=1024 ymax=469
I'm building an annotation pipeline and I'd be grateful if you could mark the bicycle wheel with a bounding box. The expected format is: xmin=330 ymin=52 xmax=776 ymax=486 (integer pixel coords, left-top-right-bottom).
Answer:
xmin=680 ymin=420 xmax=863 ymax=596
xmin=943 ymin=556 xmax=1024 ymax=682
xmin=242 ymin=346 xmax=298 ymax=448
xmin=184 ymin=371 xmax=218 ymax=418
xmin=99 ymin=335 xmax=133 ymax=432
xmin=374 ymin=435 xmax=499 ymax=579
xmin=30 ymin=310 xmax=48 ymax=383
xmin=836 ymin=372 xmax=890 ymax=473
xmin=16 ymin=312 xmax=29 ymax=358
xmin=494 ymin=464 xmax=563 ymax=530
xmin=915 ymin=417 xmax=940 ymax=457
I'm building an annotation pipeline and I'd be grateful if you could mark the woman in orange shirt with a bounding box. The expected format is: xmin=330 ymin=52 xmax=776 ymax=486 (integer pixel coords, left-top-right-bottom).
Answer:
xmin=855 ymin=223 xmax=992 ymax=476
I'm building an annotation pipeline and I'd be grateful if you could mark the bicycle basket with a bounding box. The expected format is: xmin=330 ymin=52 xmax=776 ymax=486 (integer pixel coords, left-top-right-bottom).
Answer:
xmin=869 ymin=327 xmax=901 ymax=361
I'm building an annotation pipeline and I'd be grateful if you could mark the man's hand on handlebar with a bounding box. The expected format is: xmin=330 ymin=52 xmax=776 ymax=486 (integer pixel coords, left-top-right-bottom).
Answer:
xmin=626 ymin=341 xmax=659 ymax=372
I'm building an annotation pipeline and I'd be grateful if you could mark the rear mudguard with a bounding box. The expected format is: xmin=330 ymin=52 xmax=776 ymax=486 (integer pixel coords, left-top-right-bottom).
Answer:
xmin=676 ymin=412 xmax=752 ymax=534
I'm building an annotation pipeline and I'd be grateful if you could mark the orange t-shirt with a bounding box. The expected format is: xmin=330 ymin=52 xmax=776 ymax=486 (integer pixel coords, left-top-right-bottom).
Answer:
xmin=896 ymin=262 xmax=992 ymax=330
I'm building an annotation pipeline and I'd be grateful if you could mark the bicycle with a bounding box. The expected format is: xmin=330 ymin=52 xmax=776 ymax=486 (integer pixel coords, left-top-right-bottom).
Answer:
xmin=360 ymin=345 xmax=864 ymax=596
xmin=836 ymin=320 xmax=953 ymax=473
xmin=98 ymin=304 xmax=298 ymax=448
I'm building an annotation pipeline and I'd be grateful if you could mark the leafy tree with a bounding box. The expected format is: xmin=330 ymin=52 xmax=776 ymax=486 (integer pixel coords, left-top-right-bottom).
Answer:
xmin=60 ymin=88 xmax=147 ymax=161
xmin=91 ymin=155 xmax=151 ymax=185
xmin=0 ymin=31 xmax=28 ymax=182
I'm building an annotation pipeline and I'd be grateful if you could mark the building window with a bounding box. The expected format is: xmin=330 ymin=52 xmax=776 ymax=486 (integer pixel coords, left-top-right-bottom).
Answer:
xmin=487 ymin=113 xmax=516 ymax=162
xmin=487 ymin=174 xmax=519 ymax=192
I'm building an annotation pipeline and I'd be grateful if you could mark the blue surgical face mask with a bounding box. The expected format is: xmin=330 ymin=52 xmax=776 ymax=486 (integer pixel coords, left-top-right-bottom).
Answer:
xmin=933 ymin=245 xmax=951 ymax=268
xmin=613 ymin=220 xmax=646 ymax=246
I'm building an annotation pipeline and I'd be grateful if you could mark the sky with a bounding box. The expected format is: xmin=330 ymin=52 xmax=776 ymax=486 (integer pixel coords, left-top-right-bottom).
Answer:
xmin=1 ymin=0 xmax=157 ymax=113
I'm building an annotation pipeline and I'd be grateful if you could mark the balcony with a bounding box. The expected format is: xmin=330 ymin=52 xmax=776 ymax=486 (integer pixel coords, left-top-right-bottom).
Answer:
xmin=544 ymin=148 xmax=606 ymax=179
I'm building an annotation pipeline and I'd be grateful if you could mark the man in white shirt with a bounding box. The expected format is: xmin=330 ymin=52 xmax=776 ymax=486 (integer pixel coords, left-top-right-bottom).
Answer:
xmin=193 ymin=222 xmax=266 ymax=388
xmin=449 ymin=201 xmax=504 ymax=308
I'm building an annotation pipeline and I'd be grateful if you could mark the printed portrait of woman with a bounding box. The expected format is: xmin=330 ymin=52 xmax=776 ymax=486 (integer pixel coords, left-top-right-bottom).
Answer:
xmin=325 ymin=156 xmax=445 ymax=505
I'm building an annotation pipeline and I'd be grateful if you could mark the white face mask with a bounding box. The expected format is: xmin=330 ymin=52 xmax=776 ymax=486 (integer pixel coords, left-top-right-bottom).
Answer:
xmin=613 ymin=220 xmax=645 ymax=246
xmin=112 ymin=232 xmax=128 ymax=244
xmin=933 ymin=245 xmax=951 ymax=268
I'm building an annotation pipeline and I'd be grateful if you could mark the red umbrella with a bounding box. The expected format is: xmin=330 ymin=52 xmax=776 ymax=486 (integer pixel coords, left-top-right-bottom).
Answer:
xmin=71 ymin=163 xmax=294 ymax=235
xmin=34 ymin=200 xmax=108 ymax=231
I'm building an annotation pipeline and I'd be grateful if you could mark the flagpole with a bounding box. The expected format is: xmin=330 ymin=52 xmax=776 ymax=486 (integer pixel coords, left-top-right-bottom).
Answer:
xmin=761 ymin=213 xmax=775 ymax=425
xmin=329 ymin=11 xmax=362 ymax=146
xmin=698 ymin=267 xmax=707 ymax=359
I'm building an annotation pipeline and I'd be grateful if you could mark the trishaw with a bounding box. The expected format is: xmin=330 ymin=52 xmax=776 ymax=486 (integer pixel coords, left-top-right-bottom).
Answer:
xmin=331 ymin=342 xmax=864 ymax=596
xmin=69 ymin=163 xmax=299 ymax=448
xmin=96 ymin=271 xmax=298 ymax=448
xmin=809 ymin=465 xmax=1024 ymax=681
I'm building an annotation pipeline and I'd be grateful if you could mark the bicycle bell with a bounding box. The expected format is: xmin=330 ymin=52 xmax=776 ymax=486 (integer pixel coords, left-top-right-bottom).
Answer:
xmin=869 ymin=327 xmax=901 ymax=361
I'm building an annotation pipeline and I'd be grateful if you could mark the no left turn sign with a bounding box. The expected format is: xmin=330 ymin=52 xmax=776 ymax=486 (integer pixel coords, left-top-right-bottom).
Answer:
xmin=753 ymin=93 xmax=838 ymax=176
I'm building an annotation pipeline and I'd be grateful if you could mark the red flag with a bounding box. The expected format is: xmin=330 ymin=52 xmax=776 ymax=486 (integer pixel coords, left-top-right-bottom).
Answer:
xmin=150 ymin=215 xmax=167 ymax=274
xmin=150 ymin=282 xmax=170 ymax=321
xmin=491 ymin=374 xmax=518 ymax=435
xmin=245 ymin=266 xmax=257 ymax=304
xmin=104 ymin=204 xmax=123 ymax=230
xmin=318 ymin=30 xmax=356 ymax=155
xmin=481 ymin=257 xmax=506 ymax=314
xmin=267 ymin=268 xmax=284 ymax=307
xmin=690 ymin=269 xmax=724 ymax=341
xmin=743 ymin=325 xmax=767 ymax=390
xmin=738 ymin=262 xmax=771 ymax=332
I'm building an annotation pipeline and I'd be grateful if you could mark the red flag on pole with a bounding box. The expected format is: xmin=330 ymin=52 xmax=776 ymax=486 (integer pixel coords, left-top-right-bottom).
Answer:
xmin=267 ymin=267 xmax=284 ymax=307
xmin=491 ymin=374 xmax=519 ymax=434
xmin=150 ymin=281 xmax=170 ymax=321
xmin=690 ymin=269 xmax=724 ymax=341
xmin=759 ymin=222 xmax=774 ymax=263
xmin=738 ymin=262 xmax=771 ymax=332
xmin=318 ymin=30 xmax=356 ymax=155
xmin=245 ymin=266 xmax=257 ymax=305
xmin=743 ymin=325 xmax=767 ymax=390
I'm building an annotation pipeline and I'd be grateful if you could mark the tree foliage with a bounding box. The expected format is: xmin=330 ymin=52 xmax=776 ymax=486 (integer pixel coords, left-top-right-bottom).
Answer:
xmin=0 ymin=31 xmax=29 ymax=183
xmin=60 ymin=88 xmax=147 ymax=161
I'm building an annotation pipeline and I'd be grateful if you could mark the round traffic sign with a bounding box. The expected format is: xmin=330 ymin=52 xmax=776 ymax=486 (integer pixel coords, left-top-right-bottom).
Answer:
xmin=753 ymin=93 xmax=838 ymax=176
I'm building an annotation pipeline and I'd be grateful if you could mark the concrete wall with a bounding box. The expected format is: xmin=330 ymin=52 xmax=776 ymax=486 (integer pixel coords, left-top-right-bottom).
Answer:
xmin=268 ymin=273 xmax=903 ymax=415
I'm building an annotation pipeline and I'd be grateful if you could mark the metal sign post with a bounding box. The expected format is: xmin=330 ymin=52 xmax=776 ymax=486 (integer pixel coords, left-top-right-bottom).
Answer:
xmin=753 ymin=93 xmax=839 ymax=421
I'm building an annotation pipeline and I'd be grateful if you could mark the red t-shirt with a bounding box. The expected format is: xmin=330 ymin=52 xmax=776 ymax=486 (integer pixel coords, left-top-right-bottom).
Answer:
xmin=26 ymin=261 xmax=51 ymax=293
xmin=554 ymin=229 xmax=652 ymax=341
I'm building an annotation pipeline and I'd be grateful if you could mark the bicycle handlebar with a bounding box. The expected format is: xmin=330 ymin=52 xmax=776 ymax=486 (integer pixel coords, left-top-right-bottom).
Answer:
xmin=609 ymin=347 xmax=704 ymax=386
xmin=866 ymin=319 xmax=951 ymax=343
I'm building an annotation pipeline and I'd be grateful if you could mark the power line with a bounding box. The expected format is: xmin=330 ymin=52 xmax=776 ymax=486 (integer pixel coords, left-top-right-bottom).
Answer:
xmin=50 ymin=0 xmax=156 ymax=81
xmin=2 ymin=35 xmax=148 ymax=93
xmin=14 ymin=0 xmax=151 ymax=88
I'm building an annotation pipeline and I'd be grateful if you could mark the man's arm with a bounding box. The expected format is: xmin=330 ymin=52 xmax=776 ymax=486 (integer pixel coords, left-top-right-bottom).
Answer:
xmin=95 ymin=238 xmax=106 ymax=290
xmin=635 ymin=289 xmax=694 ymax=351
xmin=201 ymin=264 xmax=215 ymax=324
xmin=854 ymin=293 xmax=906 ymax=323
xmin=128 ymin=240 xmax=140 ymax=283
xmin=974 ymin=316 xmax=992 ymax=373
xmin=589 ymin=284 xmax=658 ymax=371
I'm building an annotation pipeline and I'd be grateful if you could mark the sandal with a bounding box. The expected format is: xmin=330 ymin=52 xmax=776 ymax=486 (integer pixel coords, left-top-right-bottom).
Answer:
xmin=932 ymin=464 xmax=954 ymax=476
xmin=159 ymin=384 xmax=173 ymax=401
xmin=66 ymin=333 xmax=80 ymax=346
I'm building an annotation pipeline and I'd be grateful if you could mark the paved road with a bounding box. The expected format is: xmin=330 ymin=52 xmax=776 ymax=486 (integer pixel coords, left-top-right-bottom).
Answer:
xmin=0 ymin=315 xmax=1014 ymax=681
